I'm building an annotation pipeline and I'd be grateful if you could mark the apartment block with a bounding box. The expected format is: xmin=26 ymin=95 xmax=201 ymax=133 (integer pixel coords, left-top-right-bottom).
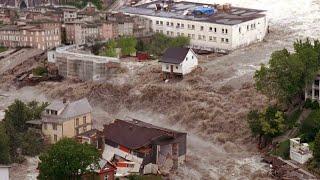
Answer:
xmin=120 ymin=1 xmax=268 ymax=52
xmin=0 ymin=20 xmax=61 ymax=50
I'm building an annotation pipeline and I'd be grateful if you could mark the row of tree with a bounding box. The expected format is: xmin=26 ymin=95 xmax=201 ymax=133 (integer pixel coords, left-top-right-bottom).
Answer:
xmin=96 ymin=33 xmax=191 ymax=58
xmin=0 ymin=100 xmax=48 ymax=164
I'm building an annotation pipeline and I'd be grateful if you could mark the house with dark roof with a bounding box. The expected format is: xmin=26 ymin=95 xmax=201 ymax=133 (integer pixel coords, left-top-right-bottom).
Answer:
xmin=102 ymin=119 xmax=187 ymax=176
xmin=159 ymin=47 xmax=198 ymax=78
xmin=41 ymin=98 xmax=93 ymax=143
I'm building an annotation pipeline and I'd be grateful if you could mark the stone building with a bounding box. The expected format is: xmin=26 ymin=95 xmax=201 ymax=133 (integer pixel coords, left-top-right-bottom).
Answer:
xmin=0 ymin=20 xmax=61 ymax=50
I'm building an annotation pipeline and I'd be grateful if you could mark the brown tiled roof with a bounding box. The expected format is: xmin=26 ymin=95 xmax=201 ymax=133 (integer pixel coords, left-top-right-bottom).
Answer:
xmin=103 ymin=119 xmax=186 ymax=149
xmin=159 ymin=47 xmax=190 ymax=64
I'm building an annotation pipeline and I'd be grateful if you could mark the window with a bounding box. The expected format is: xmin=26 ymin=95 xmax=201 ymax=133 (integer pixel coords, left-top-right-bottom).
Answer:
xmin=221 ymin=38 xmax=225 ymax=42
xmin=76 ymin=118 xmax=79 ymax=126
xmin=226 ymin=38 xmax=229 ymax=43
xmin=239 ymin=27 xmax=241 ymax=33
xmin=186 ymin=57 xmax=188 ymax=61
xmin=209 ymin=36 xmax=212 ymax=41
xmin=166 ymin=65 xmax=169 ymax=69
xmin=156 ymin=21 xmax=159 ymax=25
xmin=166 ymin=22 xmax=169 ymax=26
xmin=181 ymin=24 xmax=184 ymax=28
xmin=76 ymin=129 xmax=79 ymax=135
xmin=209 ymin=27 xmax=213 ymax=31
xmin=200 ymin=26 xmax=204 ymax=31
xmin=83 ymin=116 xmax=86 ymax=124
xmin=167 ymin=31 xmax=170 ymax=35
xmin=46 ymin=109 xmax=50 ymax=114
xmin=192 ymin=56 xmax=194 ymax=59
xmin=170 ymin=22 xmax=173 ymax=26
xmin=54 ymin=134 xmax=57 ymax=142
xmin=177 ymin=32 xmax=180 ymax=36
xmin=214 ymin=28 xmax=217 ymax=33
xmin=225 ymin=29 xmax=228 ymax=34
xmin=192 ymin=25 xmax=195 ymax=30
xmin=160 ymin=21 xmax=163 ymax=25
xmin=83 ymin=126 xmax=87 ymax=132
xmin=198 ymin=35 xmax=201 ymax=40
xmin=247 ymin=25 xmax=249 ymax=30
xmin=176 ymin=66 xmax=178 ymax=69
xmin=222 ymin=29 xmax=225 ymax=33
xmin=53 ymin=124 xmax=57 ymax=130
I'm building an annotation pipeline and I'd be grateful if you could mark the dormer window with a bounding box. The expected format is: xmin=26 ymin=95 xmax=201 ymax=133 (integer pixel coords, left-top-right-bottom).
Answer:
xmin=46 ymin=109 xmax=50 ymax=114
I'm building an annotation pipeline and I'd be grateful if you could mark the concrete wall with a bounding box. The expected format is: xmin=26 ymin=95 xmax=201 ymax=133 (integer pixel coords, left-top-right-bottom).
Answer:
xmin=0 ymin=167 xmax=10 ymax=180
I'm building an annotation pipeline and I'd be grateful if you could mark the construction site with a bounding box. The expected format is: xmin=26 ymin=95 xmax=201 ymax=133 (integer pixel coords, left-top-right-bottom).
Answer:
xmin=1 ymin=0 xmax=320 ymax=179
xmin=48 ymin=45 xmax=120 ymax=81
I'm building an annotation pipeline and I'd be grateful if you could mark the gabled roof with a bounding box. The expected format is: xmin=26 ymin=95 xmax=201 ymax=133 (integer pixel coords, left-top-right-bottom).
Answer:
xmin=46 ymin=100 xmax=66 ymax=111
xmin=159 ymin=47 xmax=191 ymax=64
xmin=42 ymin=98 xmax=92 ymax=123
xmin=103 ymin=119 xmax=186 ymax=150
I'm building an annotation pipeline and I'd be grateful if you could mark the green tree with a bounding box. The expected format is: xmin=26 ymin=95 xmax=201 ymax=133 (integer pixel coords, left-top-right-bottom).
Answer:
xmin=146 ymin=33 xmax=190 ymax=56
xmin=102 ymin=40 xmax=117 ymax=57
xmin=247 ymin=106 xmax=286 ymax=148
xmin=254 ymin=39 xmax=320 ymax=105
xmin=38 ymin=138 xmax=100 ymax=180
xmin=0 ymin=123 xmax=10 ymax=164
xmin=21 ymin=129 xmax=46 ymax=156
xmin=118 ymin=36 xmax=137 ymax=56
xmin=300 ymin=109 xmax=320 ymax=142
xmin=3 ymin=100 xmax=48 ymax=161
xmin=169 ymin=36 xmax=190 ymax=48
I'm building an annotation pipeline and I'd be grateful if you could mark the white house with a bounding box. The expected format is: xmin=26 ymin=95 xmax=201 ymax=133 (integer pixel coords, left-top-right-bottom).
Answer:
xmin=159 ymin=47 xmax=198 ymax=78
xmin=0 ymin=165 xmax=10 ymax=180
xmin=120 ymin=1 xmax=268 ymax=52
xmin=290 ymin=138 xmax=313 ymax=164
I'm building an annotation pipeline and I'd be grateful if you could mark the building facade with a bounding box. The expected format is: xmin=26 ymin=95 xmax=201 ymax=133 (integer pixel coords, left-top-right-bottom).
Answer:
xmin=120 ymin=1 xmax=268 ymax=52
xmin=41 ymin=98 xmax=93 ymax=144
xmin=0 ymin=21 xmax=61 ymax=50
xmin=305 ymin=74 xmax=320 ymax=101
xmin=48 ymin=45 xmax=120 ymax=81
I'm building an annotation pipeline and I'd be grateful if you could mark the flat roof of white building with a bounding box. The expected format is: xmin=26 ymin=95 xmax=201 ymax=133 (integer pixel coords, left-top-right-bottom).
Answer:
xmin=120 ymin=1 xmax=266 ymax=25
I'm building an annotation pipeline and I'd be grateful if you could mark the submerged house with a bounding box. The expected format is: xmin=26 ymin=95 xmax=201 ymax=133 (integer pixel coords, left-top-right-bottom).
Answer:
xmin=290 ymin=138 xmax=312 ymax=164
xmin=102 ymin=119 xmax=187 ymax=176
xmin=159 ymin=47 xmax=198 ymax=78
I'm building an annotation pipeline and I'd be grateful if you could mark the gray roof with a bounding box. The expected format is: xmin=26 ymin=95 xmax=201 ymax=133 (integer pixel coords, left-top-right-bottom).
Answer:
xmin=159 ymin=47 xmax=190 ymax=64
xmin=120 ymin=1 xmax=266 ymax=25
xmin=43 ymin=98 xmax=92 ymax=123
xmin=46 ymin=100 xmax=66 ymax=111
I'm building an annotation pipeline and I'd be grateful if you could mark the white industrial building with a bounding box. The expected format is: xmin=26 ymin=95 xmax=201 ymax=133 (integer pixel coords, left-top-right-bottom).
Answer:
xmin=120 ymin=1 xmax=268 ymax=52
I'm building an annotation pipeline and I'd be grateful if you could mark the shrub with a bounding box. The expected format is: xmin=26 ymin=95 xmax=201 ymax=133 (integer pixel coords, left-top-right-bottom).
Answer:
xmin=300 ymin=109 xmax=320 ymax=142
xmin=271 ymin=140 xmax=290 ymax=159
xmin=32 ymin=66 xmax=48 ymax=76
xmin=312 ymin=101 xmax=320 ymax=110
xmin=304 ymin=98 xmax=313 ymax=109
